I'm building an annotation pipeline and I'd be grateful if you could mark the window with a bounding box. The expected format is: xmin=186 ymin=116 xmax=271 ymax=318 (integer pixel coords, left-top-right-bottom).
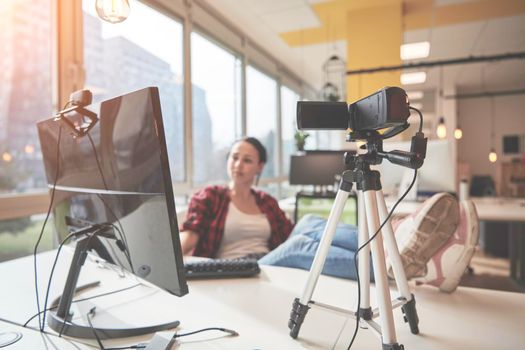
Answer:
xmin=0 ymin=0 xmax=52 ymax=194
xmin=280 ymin=86 xmax=300 ymax=176
xmin=0 ymin=215 xmax=54 ymax=262
xmin=82 ymin=0 xmax=185 ymax=181
xmin=246 ymin=66 xmax=277 ymax=178
xmin=0 ymin=0 xmax=54 ymax=261
xmin=191 ymin=31 xmax=242 ymax=185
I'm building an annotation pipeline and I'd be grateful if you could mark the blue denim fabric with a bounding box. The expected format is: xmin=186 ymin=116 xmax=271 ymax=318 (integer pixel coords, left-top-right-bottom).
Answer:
xmin=259 ymin=214 xmax=374 ymax=280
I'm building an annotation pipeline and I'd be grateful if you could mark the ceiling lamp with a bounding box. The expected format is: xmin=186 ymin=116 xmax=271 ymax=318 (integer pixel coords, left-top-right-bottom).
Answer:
xmin=406 ymin=91 xmax=424 ymax=100
xmin=488 ymin=148 xmax=498 ymax=163
xmin=436 ymin=117 xmax=447 ymax=139
xmin=488 ymin=97 xmax=497 ymax=163
xmin=401 ymin=41 xmax=430 ymax=60
xmin=322 ymin=55 xmax=346 ymax=101
xmin=401 ymin=72 xmax=426 ymax=85
xmin=96 ymin=0 xmax=131 ymax=24
xmin=454 ymin=126 xmax=463 ymax=140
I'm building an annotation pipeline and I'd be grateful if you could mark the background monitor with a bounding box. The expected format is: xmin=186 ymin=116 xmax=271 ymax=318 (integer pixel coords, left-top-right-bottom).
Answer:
xmin=37 ymin=87 xmax=188 ymax=297
xmin=289 ymin=150 xmax=349 ymax=186
xmin=378 ymin=139 xmax=456 ymax=195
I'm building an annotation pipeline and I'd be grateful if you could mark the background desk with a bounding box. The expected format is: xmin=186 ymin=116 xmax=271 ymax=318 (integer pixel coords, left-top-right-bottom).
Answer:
xmin=384 ymin=196 xmax=525 ymax=221
xmin=1 ymin=250 xmax=524 ymax=349
xmin=281 ymin=196 xmax=525 ymax=284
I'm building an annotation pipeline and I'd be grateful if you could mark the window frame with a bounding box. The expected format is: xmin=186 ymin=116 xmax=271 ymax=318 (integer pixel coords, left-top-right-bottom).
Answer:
xmin=1 ymin=0 xmax=317 ymax=223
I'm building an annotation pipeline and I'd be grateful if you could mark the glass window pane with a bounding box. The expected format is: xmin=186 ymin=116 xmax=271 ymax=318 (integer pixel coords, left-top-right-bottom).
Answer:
xmin=191 ymin=32 xmax=242 ymax=185
xmin=314 ymin=130 xmax=346 ymax=150
xmin=281 ymin=86 xmax=300 ymax=176
xmin=0 ymin=215 xmax=55 ymax=262
xmin=0 ymin=0 xmax=52 ymax=194
xmin=247 ymin=66 xmax=277 ymax=178
xmin=82 ymin=0 xmax=185 ymax=182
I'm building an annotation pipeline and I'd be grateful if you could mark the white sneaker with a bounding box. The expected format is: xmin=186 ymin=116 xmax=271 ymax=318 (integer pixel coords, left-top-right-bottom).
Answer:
xmin=391 ymin=193 xmax=460 ymax=279
xmin=416 ymin=200 xmax=480 ymax=293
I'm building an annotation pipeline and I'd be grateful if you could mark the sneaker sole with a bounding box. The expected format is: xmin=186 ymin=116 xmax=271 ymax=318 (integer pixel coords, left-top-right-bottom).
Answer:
xmin=438 ymin=201 xmax=480 ymax=292
xmin=400 ymin=193 xmax=460 ymax=279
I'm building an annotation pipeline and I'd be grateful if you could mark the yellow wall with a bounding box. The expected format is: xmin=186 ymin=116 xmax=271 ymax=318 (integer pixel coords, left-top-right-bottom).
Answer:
xmin=280 ymin=0 xmax=525 ymax=102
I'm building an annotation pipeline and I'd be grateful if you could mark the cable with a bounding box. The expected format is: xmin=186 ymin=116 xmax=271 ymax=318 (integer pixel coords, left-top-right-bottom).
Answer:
xmin=86 ymin=133 xmax=109 ymax=190
xmin=175 ymin=327 xmax=239 ymax=338
xmin=23 ymin=282 xmax=141 ymax=327
xmin=409 ymin=106 xmax=423 ymax=133
xmin=35 ymin=224 xmax=111 ymax=329
xmin=86 ymin=133 xmax=134 ymax=273
xmin=347 ymin=169 xmax=417 ymax=349
xmin=33 ymin=124 xmax=63 ymax=331
xmin=347 ymin=107 xmax=423 ymax=349
xmin=87 ymin=307 xmax=106 ymax=350
xmin=103 ymin=328 xmax=239 ymax=350
xmin=39 ymin=230 xmax=78 ymax=330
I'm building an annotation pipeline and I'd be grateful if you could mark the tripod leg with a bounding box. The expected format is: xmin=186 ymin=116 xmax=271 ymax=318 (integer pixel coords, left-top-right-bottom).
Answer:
xmin=363 ymin=190 xmax=399 ymax=347
xmin=376 ymin=190 xmax=419 ymax=334
xmin=376 ymin=190 xmax=412 ymax=299
xmin=357 ymin=191 xmax=372 ymax=320
xmin=289 ymin=190 xmax=350 ymax=339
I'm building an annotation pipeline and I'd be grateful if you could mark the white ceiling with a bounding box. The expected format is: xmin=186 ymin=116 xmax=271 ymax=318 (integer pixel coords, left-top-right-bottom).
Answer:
xmin=203 ymin=0 xmax=525 ymax=95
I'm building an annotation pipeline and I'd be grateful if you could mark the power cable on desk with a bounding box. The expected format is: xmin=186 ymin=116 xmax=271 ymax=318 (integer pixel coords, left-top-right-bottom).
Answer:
xmin=23 ymin=281 xmax=142 ymax=327
xmin=103 ymin=328 xmax=239 ymax=350
xmin=26 ymin=221 xmax=141 ymax=329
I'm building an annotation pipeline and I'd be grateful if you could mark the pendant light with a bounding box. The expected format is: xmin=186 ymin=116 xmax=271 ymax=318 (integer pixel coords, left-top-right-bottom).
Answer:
xmin=96 ymin=0 xmax=131 ymax=24
xmin=454 ymin=110 xmax=463 ymax=140
xmin=454 ymin=126 xmax=463 ymax=140
xmin=488 ymin=97 xmax=497 ymax=163
xmin=436 ymin=117 xmax=447 ymax=139
xmin=436 ymin=67 xmax=447 ymax=139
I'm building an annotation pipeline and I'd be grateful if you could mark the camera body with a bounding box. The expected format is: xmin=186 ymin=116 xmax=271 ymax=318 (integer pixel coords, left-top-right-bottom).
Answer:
xmin=297 ymin=87 xmax=410 ymax=134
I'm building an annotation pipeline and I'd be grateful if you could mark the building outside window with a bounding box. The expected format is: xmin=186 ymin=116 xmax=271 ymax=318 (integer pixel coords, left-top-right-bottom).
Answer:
xmin=0 ymin=0 xmax=54 ymax=261
xmin=246 ymin=66 xmax=278 ymax=179
xmin=83 ymin=0 xmax=185 ymax=182
xmin=191 ymin=31 xmax=242 ymax=185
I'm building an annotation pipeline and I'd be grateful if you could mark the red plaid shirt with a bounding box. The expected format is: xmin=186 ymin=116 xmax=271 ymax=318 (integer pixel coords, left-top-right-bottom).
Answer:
xmin=181 ymin=185 xmax=294 ymax=258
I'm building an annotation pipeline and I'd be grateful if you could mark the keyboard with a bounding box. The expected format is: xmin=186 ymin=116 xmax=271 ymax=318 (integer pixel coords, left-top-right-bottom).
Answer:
xmin=184 ymin=258 xmax=261 ymax=279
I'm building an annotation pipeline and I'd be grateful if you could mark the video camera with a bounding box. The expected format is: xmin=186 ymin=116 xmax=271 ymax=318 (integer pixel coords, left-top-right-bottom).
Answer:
xmin=297 ymin=86 xmax=411 ymax=141
xmin=297 ymin=87 xmax=427 ymax=170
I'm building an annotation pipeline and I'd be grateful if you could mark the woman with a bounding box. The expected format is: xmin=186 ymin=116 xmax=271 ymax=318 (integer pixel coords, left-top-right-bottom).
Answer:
xmin=180 ymin=137 xmax=293 ymax=259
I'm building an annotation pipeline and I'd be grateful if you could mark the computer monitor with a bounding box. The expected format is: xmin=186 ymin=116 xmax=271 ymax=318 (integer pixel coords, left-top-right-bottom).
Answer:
xmin=378 ymin=139 xmax=456 ymax=196
xmin=37 ymin=87 xmax=187 ymax=339
xmin=289 ymin=151 xmax=349 ymax=186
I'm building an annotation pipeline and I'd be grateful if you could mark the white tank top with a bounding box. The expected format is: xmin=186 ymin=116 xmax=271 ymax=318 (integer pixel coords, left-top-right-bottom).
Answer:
xmin=216 ymin=202 xmax=271 ymax=259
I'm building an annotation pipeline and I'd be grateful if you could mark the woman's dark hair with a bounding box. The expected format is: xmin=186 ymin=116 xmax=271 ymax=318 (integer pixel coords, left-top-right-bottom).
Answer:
xmin=235 ymin=137 xmax=267 ymax=164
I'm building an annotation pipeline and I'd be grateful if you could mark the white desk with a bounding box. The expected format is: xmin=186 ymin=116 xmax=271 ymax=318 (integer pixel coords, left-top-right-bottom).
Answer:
xmin=280 ymin=195 xmax=525 ymax=222
xmin=384 ymin=197 xmax=525 ymax=222
xmin=0 ymin=320 xmax=92 ymax=349
xmin=1 ymin=250 xmax=525 ymax=349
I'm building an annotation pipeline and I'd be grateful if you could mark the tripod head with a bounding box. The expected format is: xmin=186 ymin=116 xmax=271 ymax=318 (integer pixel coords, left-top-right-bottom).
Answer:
xmin=344 ymin=129 xmax=427 ymax=171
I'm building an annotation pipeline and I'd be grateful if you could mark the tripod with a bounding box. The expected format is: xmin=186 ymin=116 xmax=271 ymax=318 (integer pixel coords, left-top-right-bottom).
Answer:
xmin=288 ymin=137 xmax=421 ymax=349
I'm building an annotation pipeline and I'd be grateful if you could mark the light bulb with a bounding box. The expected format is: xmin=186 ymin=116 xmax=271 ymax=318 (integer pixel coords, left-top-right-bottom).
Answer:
xmin=436 ymin=117 xmax=447 ymax=139
xmin=95 ymin=0 xmax=130 ymax=24
xmin=488 ymin=149 xmax=497 ymax=163
xmin=454 ymin=127 xmax=463 ymax=140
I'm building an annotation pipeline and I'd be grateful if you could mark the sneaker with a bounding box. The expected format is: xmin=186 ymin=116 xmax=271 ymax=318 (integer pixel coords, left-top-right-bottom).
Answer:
xmin=415 ymin=200 xmax=480 ymax=293
xmin=390 ymin=193 xmax=460 ymax=279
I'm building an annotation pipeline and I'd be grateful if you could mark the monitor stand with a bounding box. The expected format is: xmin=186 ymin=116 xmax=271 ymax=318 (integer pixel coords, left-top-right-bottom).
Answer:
xmin=47 ymin=232 xmax=179 ymax=339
